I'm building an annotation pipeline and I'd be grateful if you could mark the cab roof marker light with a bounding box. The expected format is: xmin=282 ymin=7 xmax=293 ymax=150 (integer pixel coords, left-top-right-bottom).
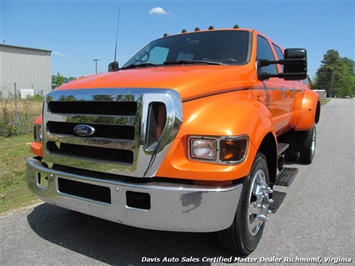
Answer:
xmin=163 ymin=33 xmax=169 ymax=37
xmin=181 ymin=29 xmax=187 ymax=33
xmin=233 ymin=24 xmax=240 ymax=29
xmin=194 ymin=27 xmax=200 ymax=32
xmin=208 ymin=26 xmax=214 ymax=30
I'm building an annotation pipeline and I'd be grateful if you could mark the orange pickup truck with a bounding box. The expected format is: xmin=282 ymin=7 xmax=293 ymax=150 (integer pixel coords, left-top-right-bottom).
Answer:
xmin=27 ymin=26 xmax=320 ymax=255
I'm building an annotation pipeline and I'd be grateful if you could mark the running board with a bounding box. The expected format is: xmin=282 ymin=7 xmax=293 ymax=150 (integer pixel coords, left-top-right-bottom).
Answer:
xmin=269 ymin=191 xmax=287 ymax=213
xmin=276 ymin=167 xmax=299 ymax=187
xmin=270 ymin=167 xmax=299 ymax=214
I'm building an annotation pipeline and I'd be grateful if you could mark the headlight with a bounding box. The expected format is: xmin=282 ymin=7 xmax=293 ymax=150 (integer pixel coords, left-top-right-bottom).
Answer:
xmin=189 ymin=135 xmax=248 ymax=164
xmin=189 ymin=138 xmax=217 ymax=161
xmin=34 ymin=124 xmax=42 ymax=142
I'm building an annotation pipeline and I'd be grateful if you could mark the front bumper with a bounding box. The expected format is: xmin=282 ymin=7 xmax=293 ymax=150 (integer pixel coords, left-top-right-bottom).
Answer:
xmin=27 ymin=157 xmax=242 ymax=232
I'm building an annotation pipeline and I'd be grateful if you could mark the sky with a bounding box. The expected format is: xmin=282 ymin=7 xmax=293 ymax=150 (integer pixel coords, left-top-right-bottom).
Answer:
xmin=1 ymin=0 xmax=354 ymax=79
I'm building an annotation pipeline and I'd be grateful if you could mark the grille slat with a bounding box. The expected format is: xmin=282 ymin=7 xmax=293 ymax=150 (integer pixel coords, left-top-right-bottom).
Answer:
xmin=47 ymin=141 xmax=134 ymax=164
xmin=49 ymin=101 xmax=137 ymax=116
xmin=47 ymin=122 xmax=135 ymax=140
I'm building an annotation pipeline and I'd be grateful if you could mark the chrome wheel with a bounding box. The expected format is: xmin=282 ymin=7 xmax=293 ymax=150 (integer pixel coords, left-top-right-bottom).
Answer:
xmin=247 ymin=169 xmax=273 ymax=236
xmin=300 ymin=125 xmax=316 ymax=164
xmin=218 ymin=152 xmax=270 ymax=255
xmin=311 ymin=126 xmax=316 ymax=158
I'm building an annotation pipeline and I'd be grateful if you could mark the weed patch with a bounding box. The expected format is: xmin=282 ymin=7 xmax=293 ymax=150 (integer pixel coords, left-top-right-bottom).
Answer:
xmin=0 ymin=96 xmax=42 ymax=137
xmin=0 ymin=135 xmax=37 ymax=214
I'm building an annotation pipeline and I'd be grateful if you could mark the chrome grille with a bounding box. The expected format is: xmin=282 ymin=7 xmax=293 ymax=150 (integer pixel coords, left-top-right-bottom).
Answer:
xmin=42 ymin=89 xmax=182 ymax=177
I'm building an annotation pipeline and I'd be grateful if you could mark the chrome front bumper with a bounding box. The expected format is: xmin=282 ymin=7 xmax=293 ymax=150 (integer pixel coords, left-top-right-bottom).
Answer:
xmin=27 ymin=157 xmax=242 ymax=232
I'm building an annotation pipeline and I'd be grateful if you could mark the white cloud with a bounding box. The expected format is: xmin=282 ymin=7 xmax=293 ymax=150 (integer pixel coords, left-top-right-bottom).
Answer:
xmin=149 ymin=7 xmax=169 ymax=15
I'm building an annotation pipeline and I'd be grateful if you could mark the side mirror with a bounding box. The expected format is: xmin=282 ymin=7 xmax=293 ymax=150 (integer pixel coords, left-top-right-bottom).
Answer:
xmin=258 ymin=48 xmax=307 ymax=81
xmin=283 ymin=48 xmax=307 ymax=80
xmin=108 ymin=61 xmax=119 ymax=72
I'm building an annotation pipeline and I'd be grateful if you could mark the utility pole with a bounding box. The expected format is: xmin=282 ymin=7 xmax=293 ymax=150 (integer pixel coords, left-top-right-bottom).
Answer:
xmin=93 ymin=59 xmax=100 ymax=74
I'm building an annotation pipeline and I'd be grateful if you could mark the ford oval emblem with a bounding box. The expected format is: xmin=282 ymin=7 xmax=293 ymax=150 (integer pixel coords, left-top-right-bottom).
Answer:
xmin=73 ymin=124 xmax=95 ymax=137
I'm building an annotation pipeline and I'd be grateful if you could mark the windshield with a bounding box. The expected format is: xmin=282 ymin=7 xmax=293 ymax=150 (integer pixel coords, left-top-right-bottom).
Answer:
xmin=122 ymin=30 xmax=251 ymax=69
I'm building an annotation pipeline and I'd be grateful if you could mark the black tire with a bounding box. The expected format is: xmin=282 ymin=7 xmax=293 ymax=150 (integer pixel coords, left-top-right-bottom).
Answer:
xmin=218 ymin=152 xmax=272 ymax=255
xmin=299 ymin=125 xmax=316 ymax=164
xmin=282 ymin=130 xmax=298 ymax=162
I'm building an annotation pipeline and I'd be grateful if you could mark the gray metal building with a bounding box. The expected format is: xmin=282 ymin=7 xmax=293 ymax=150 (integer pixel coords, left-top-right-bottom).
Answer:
xmin=0 ymin=44 xmax=52 ymax=98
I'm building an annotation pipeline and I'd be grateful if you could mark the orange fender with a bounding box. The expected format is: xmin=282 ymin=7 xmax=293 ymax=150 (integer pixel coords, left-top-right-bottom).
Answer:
xmin=295 ymin=90 xmax=320 ymax=131
xmin=156 ymin=92 xmax=276 ymax=181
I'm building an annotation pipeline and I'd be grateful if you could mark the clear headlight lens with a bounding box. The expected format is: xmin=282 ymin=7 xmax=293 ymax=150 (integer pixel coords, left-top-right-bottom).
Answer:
xmin=189 ymin=138 xmax=217 ymax=160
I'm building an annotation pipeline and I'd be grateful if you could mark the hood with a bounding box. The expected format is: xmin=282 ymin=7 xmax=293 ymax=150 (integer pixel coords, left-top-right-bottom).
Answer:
xmin=58 ymin=65 xmax=256 ymax=101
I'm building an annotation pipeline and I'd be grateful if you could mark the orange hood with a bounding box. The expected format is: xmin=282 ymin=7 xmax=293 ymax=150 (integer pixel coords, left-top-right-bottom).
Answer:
xmin=59 ymin=65 xmax=256 ymax=101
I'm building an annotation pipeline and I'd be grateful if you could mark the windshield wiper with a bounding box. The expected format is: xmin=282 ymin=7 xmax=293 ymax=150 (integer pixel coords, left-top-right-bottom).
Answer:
xmin=121 ymin=63 xmax=160 ymax=70
xmin=121 ymin=60 xmax=222 ymax=70
xmin=163 ymin=60 xmax=223 ymax=66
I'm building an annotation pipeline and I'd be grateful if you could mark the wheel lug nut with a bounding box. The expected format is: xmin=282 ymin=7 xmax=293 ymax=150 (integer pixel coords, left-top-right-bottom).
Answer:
xmin=258 ymin=214 xmax=269 ymax=221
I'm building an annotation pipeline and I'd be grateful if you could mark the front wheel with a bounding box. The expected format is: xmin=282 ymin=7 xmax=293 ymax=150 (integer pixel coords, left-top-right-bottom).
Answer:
xmin=218 ymin=152 xmax=273 ymax=255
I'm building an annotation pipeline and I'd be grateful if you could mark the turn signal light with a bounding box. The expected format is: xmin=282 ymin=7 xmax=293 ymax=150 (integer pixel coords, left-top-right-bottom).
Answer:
xmin=34 ymin=124 xmax=43 ymax=142
xmin=220 ymin=138 xmax=248 ymax=162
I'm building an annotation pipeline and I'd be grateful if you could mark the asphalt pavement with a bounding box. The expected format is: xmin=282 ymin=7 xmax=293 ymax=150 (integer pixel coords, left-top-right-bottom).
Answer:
xmin=1 ymin=98 xmax=354 ymax=266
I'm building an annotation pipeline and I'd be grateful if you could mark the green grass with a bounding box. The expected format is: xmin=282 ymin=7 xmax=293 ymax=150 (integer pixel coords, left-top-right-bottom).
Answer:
xmin=320 ymin=98 xmax=331 ymax=105
xmin=0 ymin=135 xmax=38 ymax=215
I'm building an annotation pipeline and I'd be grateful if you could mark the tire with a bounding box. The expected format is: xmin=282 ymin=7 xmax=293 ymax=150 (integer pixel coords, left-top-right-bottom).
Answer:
xmin=282 ymin=130 xmax=298 ymax=162
xmin=299 ymin=125 xmax=316 ymax=164
xmin=218 ymin=152 xmax=273 ymax=255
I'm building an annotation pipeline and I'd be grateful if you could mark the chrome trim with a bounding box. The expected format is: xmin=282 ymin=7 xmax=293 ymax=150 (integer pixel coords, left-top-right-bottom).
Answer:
xmin=27 ymin=157 xmax=242 ymax=232
xmin=42 ymin=89 xmax=182 ymax=178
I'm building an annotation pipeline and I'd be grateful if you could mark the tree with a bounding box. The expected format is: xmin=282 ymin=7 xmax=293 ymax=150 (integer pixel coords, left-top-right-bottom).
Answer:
xmin=54 ymin=73 xmax=66 ymax=87
xmin=314 ymin=50 xmax=355 ymax=97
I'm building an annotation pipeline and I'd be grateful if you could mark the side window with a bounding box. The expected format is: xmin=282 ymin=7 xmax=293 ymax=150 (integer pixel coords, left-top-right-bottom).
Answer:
xmin=272 ymin=43 xmax=284 ymax=72
xmin=273 ymin=44 xmax=284 ymax=59
xmin=257 ymin=36 xmax=277 ymax=75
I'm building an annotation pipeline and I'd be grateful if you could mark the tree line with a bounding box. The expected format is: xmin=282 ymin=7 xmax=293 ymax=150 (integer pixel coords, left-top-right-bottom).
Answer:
xmin=52 ymin=73 xmax=76 ymax=88
xmin=313 ymin=49 xmax=355 ymax=98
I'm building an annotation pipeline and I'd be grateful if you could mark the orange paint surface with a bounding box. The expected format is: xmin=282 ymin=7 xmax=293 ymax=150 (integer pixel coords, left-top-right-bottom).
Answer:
xmin=30 ymin=28 xmax=319 ymax=181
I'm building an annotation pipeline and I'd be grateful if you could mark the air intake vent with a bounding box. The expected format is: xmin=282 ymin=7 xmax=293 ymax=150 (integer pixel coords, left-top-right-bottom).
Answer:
xmin=146 ymin=102 xmax=166 ymax=149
